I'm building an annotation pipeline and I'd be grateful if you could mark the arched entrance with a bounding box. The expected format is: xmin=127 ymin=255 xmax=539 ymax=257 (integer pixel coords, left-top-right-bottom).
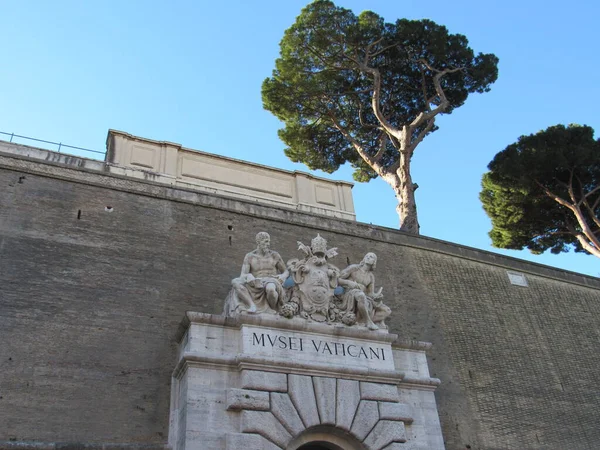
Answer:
xmin=287 ymin=425 xmax=368 ymax=450
xmin=297 ymin=443 xmax=343 ymax=450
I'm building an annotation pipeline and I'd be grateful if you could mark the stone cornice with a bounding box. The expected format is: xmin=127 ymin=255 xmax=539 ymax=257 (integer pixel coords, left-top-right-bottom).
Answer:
xmin=173 ymin=356 xmax=441 ymax=391
xmin=180 ymin=311 xmax=400 ymax=344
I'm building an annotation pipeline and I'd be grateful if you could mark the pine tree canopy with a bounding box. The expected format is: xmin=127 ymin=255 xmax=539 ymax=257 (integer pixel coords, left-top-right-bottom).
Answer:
xmin=261 ymin=0 xmax=499 ymax=183
xmin=481 ymin=124 xmax=600 ymax=257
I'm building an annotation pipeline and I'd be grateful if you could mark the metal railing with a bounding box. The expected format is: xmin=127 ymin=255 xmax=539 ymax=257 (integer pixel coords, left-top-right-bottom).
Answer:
xmin=0 ymin=131 xmax=105 ymax=158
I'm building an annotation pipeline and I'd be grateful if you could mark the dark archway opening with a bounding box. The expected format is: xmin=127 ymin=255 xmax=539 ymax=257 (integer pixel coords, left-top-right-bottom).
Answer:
xmin=287 ymin=425 xmax=367 ymax=450
xmin=297 ymin=443 xmax=342 ymax=450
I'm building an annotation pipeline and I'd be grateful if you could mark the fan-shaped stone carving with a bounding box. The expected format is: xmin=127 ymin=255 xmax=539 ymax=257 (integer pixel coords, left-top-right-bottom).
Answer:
xmin=225 ymin=370 xmax=413 ymax=450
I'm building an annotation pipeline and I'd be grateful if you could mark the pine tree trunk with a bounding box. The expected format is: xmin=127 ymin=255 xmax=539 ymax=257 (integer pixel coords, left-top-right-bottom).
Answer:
xmin=397 ymin=184 xmax=419 ymax=234
xmin=386 ymin=154 xmax=420 ymax=235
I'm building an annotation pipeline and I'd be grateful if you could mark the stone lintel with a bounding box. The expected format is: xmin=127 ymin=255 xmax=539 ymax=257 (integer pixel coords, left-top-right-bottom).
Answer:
xmin=171 ymin=353 xmax=237 ymax=379
xmin=392 ymin=338 xmax=433 ymax=351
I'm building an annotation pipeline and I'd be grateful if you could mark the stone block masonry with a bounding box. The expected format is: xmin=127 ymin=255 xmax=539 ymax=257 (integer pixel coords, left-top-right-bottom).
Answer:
xmin=169 ymin=313 xmax=438 ymax=449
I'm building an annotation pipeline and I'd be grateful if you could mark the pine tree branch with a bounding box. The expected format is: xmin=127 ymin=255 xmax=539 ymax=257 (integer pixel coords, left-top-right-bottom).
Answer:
xmin=372 ymin=133 xmax=389 ymax=164
xmin=583 ymin=184 xmax=600 ymax=201
xmin=537 ymin=180 xmax=600 ymax=256
xmin=536 ymin=181 xmax=575 ymax=212
xmin=576 ymin=178 xmax=600 ymax=229
xmin=572 ymin=232 xmax=600 ymax=257
xmin=363 ymin=38 xmax=385 ymax=65
xmin=369 ymin=42 xmax=397 ymax=58
xmin=563 ymin=223 xmax=600 ymax=257
xmin=546 ymin=230 xmax=581 ymax=236
xmin=419 ymin=66 xmax=430 ymax=110
xmin=328 ymin=113 xmax=386 ymax=177
xmin=341 ymin=49 xmax=404 ymax=148
xmin=583 ymin=199 xmax=600 ymax=230
xmin=414 ymin=61 xmax=463 ymax=124
xmin=591 ymin=194 xmax=600 ymax=211
xmin=408 ymin=120 xmax=436 ymax=155
xmin=304 ymin=43 xmax=340 ymax=69
xmin=567 ymin=169 xmax=577 ymax=204
xmin=359 ymin=64 xmax=400 ymax=141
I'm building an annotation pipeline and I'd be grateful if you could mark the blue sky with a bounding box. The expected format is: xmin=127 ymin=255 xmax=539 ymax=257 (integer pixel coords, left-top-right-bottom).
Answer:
xmin=1 ymin=0 xmax=598 ymax=277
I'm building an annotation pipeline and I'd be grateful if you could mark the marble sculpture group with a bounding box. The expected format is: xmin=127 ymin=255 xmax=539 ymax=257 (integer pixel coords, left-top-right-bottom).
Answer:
xmin=224 ymin=232 xmax=391 ymax=331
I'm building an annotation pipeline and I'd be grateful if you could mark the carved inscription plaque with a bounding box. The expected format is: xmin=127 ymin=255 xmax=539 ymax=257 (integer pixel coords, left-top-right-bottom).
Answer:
xmin=241 ymin=326 xmax=394 ymax=371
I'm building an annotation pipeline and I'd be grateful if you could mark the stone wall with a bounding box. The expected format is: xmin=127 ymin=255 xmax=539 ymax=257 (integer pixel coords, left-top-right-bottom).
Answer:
xmin=1 ymin=149 xmax=599 ymax=449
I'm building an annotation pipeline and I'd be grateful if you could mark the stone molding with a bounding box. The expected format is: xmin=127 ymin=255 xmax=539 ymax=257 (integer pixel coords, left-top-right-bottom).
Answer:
xmin=179 ymin=312 xmax=401 ymax=344
xmin=176 ymin=356 xmax=439 ymax=391
xmin=224 ymin=370 xmax=411 ymax=450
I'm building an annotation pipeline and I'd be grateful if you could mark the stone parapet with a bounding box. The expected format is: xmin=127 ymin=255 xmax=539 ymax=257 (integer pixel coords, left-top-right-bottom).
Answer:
xmin=106 ymin=130 xmax=356 ymax=220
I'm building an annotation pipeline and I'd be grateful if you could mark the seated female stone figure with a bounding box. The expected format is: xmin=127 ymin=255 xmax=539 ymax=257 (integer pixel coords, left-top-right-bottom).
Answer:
xmin=224 ymin=232 xmax=288 ymax=316
xmin=336 ymin=252 xmax=391 ymax=330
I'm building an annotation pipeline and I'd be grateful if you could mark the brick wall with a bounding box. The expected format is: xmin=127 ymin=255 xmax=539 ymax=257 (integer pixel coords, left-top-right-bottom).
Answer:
xmin=1 ymin=153 xmax=599 ymax=449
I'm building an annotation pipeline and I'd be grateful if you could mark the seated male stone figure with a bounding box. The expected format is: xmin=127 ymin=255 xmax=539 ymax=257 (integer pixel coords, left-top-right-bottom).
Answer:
xmin=224 ymin=232 xmax=288 ymax=316
xmin=337 ymin=252 xmax=391 ymax=330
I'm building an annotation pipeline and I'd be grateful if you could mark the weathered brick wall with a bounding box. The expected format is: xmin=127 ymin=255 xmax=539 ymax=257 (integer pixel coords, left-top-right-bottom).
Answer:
xmin=412 ymin=252 xmax=600 ymax=449
xmin=1 ymin=152 xmax=599 ymax=449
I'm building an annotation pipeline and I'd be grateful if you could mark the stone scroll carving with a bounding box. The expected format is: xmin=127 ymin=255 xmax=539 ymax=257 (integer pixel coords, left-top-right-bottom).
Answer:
xmin=224 ymin=232 xmax=391 ymax=331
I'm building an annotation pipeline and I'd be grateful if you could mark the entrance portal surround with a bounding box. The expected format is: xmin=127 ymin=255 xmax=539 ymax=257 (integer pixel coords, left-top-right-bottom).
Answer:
xmin=168 ymin=312 xmax=445 ymax=449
